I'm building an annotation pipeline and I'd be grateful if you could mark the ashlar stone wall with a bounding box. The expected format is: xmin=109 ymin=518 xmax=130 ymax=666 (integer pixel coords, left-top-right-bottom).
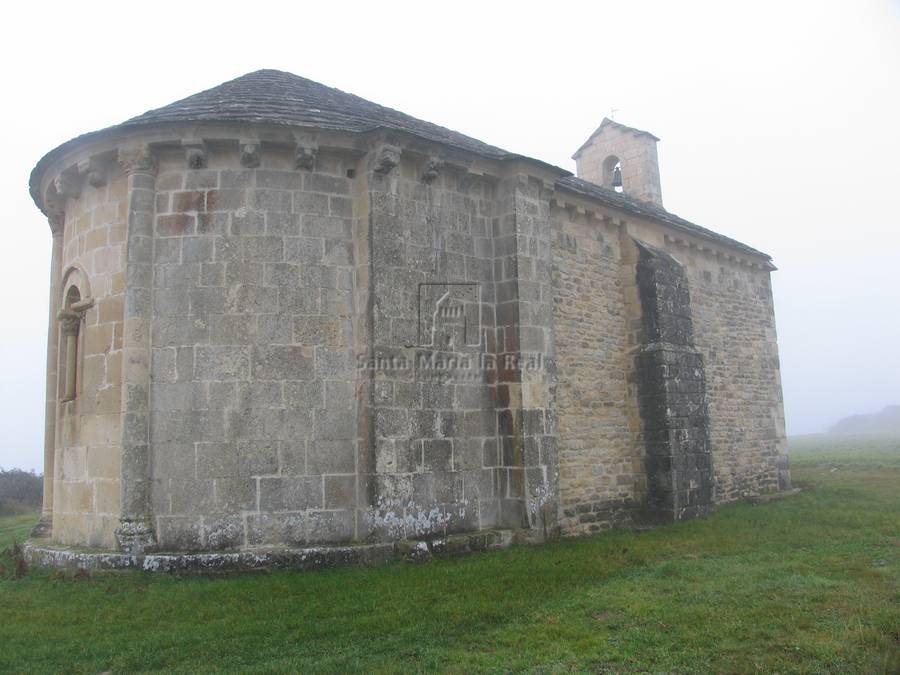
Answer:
xmin=362 ymin=151 xmax=559 ymax=540
xmin=37 ymin=126 xmax=784 ymax=553
xmin=52 ymin=165 xmax=128 ymax=548
xmin=148 ymin=142 xmax=359 ymax=550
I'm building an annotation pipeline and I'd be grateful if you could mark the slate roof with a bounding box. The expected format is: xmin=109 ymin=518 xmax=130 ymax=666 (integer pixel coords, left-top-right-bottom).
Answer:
xmin=130 ymin=69 xmax=521 ymax=160
xmin=557 ymin=176 xmax=771 ymax=260
xmin=31 ymin=69 xmax=771 ymax=261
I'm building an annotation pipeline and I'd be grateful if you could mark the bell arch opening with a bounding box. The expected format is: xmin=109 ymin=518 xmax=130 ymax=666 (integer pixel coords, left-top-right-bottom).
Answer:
xmin=602 ymin=155 xmax=623 ymax=192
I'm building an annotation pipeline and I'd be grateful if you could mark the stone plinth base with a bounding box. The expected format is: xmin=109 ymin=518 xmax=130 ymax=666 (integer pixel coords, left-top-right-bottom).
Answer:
xmin=30 ymin=517 xmax=52 ymax=538
xmin=24 ymin=530 xmax=514 ymax=575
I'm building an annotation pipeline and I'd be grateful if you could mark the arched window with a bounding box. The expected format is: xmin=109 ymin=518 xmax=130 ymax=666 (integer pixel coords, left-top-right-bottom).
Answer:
xmin=57 ymin=271 xmax=93 ymax=403
xmin=602 ymin=155 xmax=623 ymax=193
xmin=59 ymin=287 xmax=82 ymax=402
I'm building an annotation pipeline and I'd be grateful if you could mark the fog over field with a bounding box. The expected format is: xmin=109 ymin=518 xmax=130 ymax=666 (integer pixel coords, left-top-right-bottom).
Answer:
xmin=0 ymin=0 xmax=897 ymax=471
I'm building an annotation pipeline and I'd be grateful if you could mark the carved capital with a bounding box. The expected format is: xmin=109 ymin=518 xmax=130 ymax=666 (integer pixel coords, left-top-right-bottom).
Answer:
xmin=373 ymin=144 xmax=401 ymax=175
xmin=57 ymin=310 xmax=82 ymax=336
xmin=294 ymin=144 xmax=317 ymax=170
xmin=240 ymin=142 xmax=261 ymax=168
xmin=118 ymin=146 xmax=158 ymax=176
xmin=183 ymin=140 xmax=208 ymax=169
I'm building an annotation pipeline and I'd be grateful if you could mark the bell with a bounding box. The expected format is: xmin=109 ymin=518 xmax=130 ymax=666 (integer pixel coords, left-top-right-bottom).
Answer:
xmin=612 ymin=165 xmax=623 ymax=188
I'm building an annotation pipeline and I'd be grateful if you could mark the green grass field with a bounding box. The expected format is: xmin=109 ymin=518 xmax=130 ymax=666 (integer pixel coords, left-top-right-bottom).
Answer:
xmin=1 ymin=434 xmax=898 ymax=673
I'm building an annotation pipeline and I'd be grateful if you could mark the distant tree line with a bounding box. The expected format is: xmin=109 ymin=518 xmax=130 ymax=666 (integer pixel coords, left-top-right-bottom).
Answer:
xmin=0 ymin=469 xmax=43 ymax=515
xmin=829 ymin=405 xmax=900 ymax=434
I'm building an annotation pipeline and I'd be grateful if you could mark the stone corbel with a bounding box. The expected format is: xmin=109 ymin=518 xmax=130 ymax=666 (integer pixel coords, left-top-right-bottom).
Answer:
xmin=240 ymin=141 xmax=261 ymax=168
xmin=44 ymin=185 xmax=66 ymax=234
xmin=54 ymin=171 xmax=82 ymax=200
xmin=47 ymin=210 xmax=65 ymax=235
xmin=182 ymin=140 xmax=208 ymax=169
xmin=77 ymin=157 xmax=108 ymax=188
xmin=294 ymin=144 xmax=317 ymax=170
xmin=373 ymin=144 xmax=401 ymax=175
xmin=118 ymin=145 xmax=158 ymax=176
xmin=421 ymin=159 xmax=442 ymax=184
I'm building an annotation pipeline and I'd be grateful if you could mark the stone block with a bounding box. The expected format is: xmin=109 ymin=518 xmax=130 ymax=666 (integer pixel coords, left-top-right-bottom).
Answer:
xmin=424 ymin=439 xmax=453 ymax=473
xmin=210 ymin=314 xmax=256 ymax=345
xmin=259 ymin=476 xmax=323 ymax=511
xmin=246 ymin=513 xmax=307 ymax=546
xmin=206 ymin=189 xmax=245 ymax=212
xmin=250 ymin=189 xmax=292 ymax=212
xmin=252 ymin=345 xmax=314 ymax=380
xmin=302 ymin=215 xmax=352 ymax=239
xmin=184 ymin=170 xmax=218 ymax=190
xmin=294 ymin=316 xmax=343 ymax=346
xmin=156 ymin=516 xmax=203 ymax=550
xmin=170 ymin=478 xmax=215 ymax=514
xmin=157 ymin=214 xmax=195 ymax=237
xmin=266 ymin=211 xmax=300 ymax=236
xmin=243 ymin=236 xmax=284 ymax=262
xmin=306 ymin=510 xmax=354 ymax=544
xmin=231 ymin=210 xmax=266 ymax=235
xmin=213 ymin=478 xmax=257 ymax=512
xmin=237 ymin=440 xmax=280 ymax=476
xmin=237 ymin=381 xmax=283 ymax=409
xmin=254 ymin=170 xmax=300 ymax=190
xmin=203 ymin=515 xmax=244 ymax=550
xmin=293 ymin=192 xmax=330 ymax=216
xmin=196 ymin=442 xmax=238 ymax=478
xmin=304 ymin=173 xmax=350 ymax=195
xmin=95 ymin=479 xmax=121 ymax=514
xmin=284 ymin=380 xmax=324 ymax=409
xmin=279 ymin=287 xmax=320 ymax=314
xmin=308 ymin=439 xmax=355 ymax=473
xmin=194 ymin=346 xmax=250 ymax=380
xmin=86 ymin=445 xmax=121 ymax=480
xmin=284 ymin=237 xmax=325 ymax=264
xmin=173 ymin=191 xmax=205 ymax=212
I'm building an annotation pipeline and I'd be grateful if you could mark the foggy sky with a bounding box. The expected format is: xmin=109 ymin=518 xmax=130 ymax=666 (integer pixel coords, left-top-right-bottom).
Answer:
xmin=2 ymin=0 xmax=898 ymax=471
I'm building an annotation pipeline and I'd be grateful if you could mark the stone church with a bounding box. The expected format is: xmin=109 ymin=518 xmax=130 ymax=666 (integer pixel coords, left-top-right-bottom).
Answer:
xmin=26 ymin=70 xmax=788 ymax=570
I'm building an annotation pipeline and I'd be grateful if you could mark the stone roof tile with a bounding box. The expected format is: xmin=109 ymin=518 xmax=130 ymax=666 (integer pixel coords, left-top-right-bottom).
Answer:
xmin=123 ymin=69 xmax=516 ymax=160
xmin=31 ymin=70 xmax=772 ymax=262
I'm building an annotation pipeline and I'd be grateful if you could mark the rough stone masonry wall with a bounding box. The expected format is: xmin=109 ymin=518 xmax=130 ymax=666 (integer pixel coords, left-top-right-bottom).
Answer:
xmin=550 ymin=207 xmax=640 ymax=535
xmin=53 ymin=167 xmax=128 ymax=548
xmin=623 ymin=218 xmax=785 ymax=502
xmin=685 ymin=252 xmax=785 ymax=499
xmin=633 ymin=241 xmax=714 ymax=522
xmin=148 ymin=143 xmax=359 ymax=550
